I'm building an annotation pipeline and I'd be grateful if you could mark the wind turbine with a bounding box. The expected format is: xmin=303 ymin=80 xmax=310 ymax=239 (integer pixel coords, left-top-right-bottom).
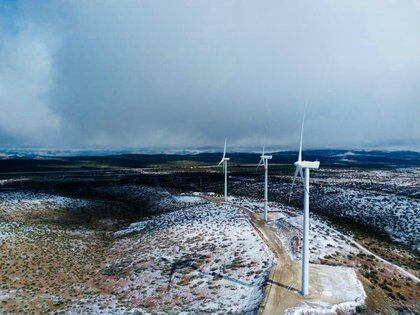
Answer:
xmin=218 ymin=138 xmax=230 ymax=201
xmin=288 ymin=108 xmax=320 ymax=296
xmin=257 ymin=145 xmax=272 ymax=221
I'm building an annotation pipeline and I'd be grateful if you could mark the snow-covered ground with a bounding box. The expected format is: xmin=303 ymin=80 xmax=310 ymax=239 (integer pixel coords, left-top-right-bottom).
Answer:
xmin=0 ymin=191 xmax=98 ymax=247
xmin=284 ymin=265 xmax=366 ymax=315
xmin=89 ymin=199 xmax=275 ymax=314
xmin=94 ymin=185 xmax=206 ymax=214
xmin=0 ymin=190 xmax=117 ymax=314
xmin=316 ymin=168 xmax=419 ymax=189
xmin=230 ymin=197 xmax=361 ymax=263
xmin=1 ymin=184 xmax=400 ymax=313
xmin=56 ymin=295 xmax=142 ymax=314
xmin=173 ymin=194 xmax=205 ymax=204
xmin=0 ymin=191 xmax=89 ymax=215
xmin=0 ymin=187 xmax=277 ymax=313
xmin=262 ymin=168 xmax=420 ymax=250
xmin=316 ymin=186 xmax=420 ymax=249
xmin=273 ymin=210 xmax=359 ymax=262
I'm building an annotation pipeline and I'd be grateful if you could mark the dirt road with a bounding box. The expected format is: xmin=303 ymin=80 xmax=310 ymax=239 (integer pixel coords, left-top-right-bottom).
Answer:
xmin=243 ymin=209 xmax=303 ymax=314
xmin=342 ymin=234 xmax=420 ymax=283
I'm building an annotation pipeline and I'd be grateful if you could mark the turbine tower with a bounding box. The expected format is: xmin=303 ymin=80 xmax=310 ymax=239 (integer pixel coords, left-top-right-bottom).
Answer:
xmin=257 ymin=145 xmax=272 ymax=221
xmin=218 ymin=138 xmax=230 ymax=201
xmin=289 ymin=109 xmax=320 ymax=296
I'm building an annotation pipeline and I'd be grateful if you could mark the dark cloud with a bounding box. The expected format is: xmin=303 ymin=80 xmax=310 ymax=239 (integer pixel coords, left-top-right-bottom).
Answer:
xmin=1 ymin=1 xmax=419 ymax=150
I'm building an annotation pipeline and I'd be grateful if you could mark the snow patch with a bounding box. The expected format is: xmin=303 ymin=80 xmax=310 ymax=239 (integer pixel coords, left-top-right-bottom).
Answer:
xmin=113 ymin=220 xmax=150 ymax=237
xmin=173 ymin=195 xmax=204 ymax=204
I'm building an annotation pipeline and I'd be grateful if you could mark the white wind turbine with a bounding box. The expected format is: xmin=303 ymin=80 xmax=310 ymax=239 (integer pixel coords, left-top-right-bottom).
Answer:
xmin=218 ymin=138 xmax=230 ymax=201
xmin=257 ymin=145 xmax=272 ymax=221
xmin=289 ymin=108 xmax=320 ymax=296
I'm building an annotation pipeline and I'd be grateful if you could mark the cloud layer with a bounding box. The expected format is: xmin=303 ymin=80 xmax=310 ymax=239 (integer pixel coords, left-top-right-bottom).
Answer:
xmin=0 ymin=15 xmax=60 ymax=146
xmin=0 ymin=1 xmax=419 ymax=150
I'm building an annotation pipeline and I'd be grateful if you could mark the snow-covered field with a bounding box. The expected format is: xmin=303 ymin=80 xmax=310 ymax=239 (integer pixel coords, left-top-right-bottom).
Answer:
xmin=316 ymin=185 xmax=420 ymax=249
xmin=273 ymin=210 xmax=359 ymax=262
xmin=230 ymin=197 xmax=361 ymax=263
xmin=0 ymin=191 xmax=97 ymax=245
xmin=87 ymin=199 xmax=275 ymax=314
xmin=0 ymin=188 xmax=275 ymax=314
xmin=0 ymin=191 xmax=89 ymax=215
xmin=2 ymin=176 xmax=416 ymax=313
xmin=94 ymin=185 xmax=207 ymax=214
xmin=256 ymin=167 xmax=420 ymax=250
xmin=0 ymin=191 xmax=111 ymax=314
xmin=284 ymin=265 xmax=366 ymax=315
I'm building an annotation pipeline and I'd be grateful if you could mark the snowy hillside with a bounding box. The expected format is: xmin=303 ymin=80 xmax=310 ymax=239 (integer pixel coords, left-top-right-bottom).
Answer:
xmin=76 ymin=200 xmax=275 ymax=313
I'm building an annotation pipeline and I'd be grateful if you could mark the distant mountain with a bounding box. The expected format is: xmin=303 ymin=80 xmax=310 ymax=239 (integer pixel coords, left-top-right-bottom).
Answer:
xmin=270 ymin=150 xmax=420 ymax=167
xmin=1 ymin=148 xmax=419 ymax=158
xmin=0 ymin=148 xmax=418 ymax=173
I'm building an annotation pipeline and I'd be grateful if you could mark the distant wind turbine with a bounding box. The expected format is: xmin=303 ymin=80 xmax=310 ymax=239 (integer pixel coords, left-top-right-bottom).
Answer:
xmin=257 ymin=145 xmax=272 ymax=221
xmin=218 ymin=138 xmax=230 ymax=201
xmin=288 ymin=107 xmax=320 ymax=296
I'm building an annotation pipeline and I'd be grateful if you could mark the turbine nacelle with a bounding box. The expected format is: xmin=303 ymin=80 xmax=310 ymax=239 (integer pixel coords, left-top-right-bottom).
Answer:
xmin=218 ymin=157 xmax=230 ymax=165
xmin=258 ymin=155 xmax=272 ymax=167
xmin=294 ymin=160 xmax=319 ymax=170
xmin=258 ymin=145 xmax=272 ymax=166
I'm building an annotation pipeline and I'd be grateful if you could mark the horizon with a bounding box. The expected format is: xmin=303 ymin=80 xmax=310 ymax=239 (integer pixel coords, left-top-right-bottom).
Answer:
xmin=1 ymin=146 xmax=419 ymax=156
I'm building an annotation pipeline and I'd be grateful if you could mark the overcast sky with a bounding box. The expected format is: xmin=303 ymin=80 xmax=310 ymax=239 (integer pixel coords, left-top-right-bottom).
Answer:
xmin=0 ymin=1 xmax=419 ymax=151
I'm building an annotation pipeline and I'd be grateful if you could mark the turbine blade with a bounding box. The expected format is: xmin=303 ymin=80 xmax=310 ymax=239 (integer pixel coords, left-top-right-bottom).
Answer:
xmin=299 ymin=167 xmax=304 ymax=180
xmin=257 ymin=158 xmax=263 ymax=168
xmin=223 ymin=138 xmax=227 ymax=159
xmin=299 ymin=167 xmax=309 ymax=194
xmin=298 ymin=105 xmax=306 ymax=162
xmin=288 ymin=167 xmax=299 ymax=203
xmin=217 ymin=159 xmax=223 ymax=166
xmin=262 ymin=144 xmax=265 ymax=156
